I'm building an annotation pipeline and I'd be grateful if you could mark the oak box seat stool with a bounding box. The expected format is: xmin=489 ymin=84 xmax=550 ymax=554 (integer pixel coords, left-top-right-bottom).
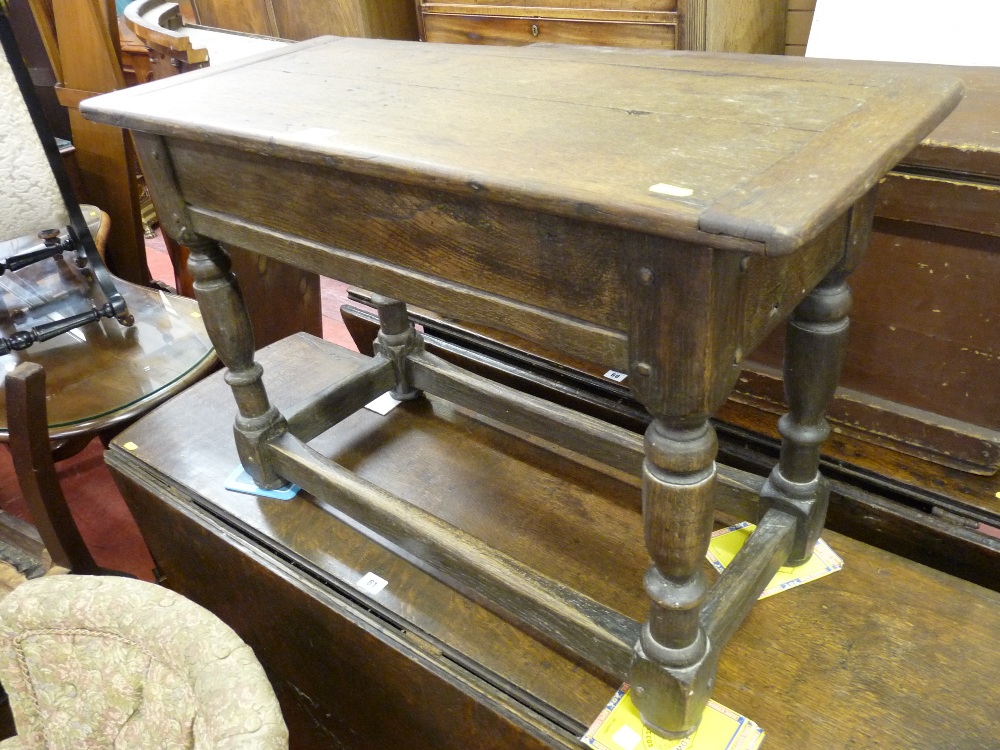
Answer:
xmin=82 ymin=39 xmax=962 ymax=737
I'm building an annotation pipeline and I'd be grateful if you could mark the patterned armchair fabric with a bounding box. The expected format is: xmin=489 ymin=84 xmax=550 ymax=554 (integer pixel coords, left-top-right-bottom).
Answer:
xmin=0 ymin=576 xmax=288 ymax=749
xmin=0 ymin=29 xmax=68 ymax=242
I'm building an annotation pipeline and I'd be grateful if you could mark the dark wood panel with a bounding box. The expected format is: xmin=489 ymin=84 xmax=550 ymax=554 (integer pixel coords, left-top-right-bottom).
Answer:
xmin=704 ymin=0 xmax=786 ymax=55
xmin=170 ymin=139 xmax=634 ymax=332
xmin=192 ymin=206 xmax=630 ymax=368
xmin=270 ymin=0 xmax=418 ymax=40
xmin=270 ymin=0 xmax=362 ymax=38
xmin=190 ymin=0 xmax=277 ymax=36
xmin=902 ymin=66 xmax=1000 ymax=180
xmin=750 ymin=217 xmax=1000 ymax=433
xmin=877 ymin=171 xmax=1000 ymax=237
xmin=193 ymin=0 xmax=419 ymax=41
xmin=226 ymin=244 xmax=322 ymax=348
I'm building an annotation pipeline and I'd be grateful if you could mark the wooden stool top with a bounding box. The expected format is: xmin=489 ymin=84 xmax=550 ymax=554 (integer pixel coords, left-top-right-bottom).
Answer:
xmin=83 ymin=37 xmax=961 ymax=256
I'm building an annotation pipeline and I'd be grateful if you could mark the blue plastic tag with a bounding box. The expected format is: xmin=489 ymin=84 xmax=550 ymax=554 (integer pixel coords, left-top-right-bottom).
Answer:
xmin=224 ymin=465 xmax=300 ymax=501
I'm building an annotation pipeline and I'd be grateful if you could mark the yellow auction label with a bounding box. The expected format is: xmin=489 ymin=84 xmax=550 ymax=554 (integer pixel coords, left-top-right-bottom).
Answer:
xmin=706 ymin=522 xmax=843 ymax=599
xmin=582 ymin=685 xmax=763 ymax=750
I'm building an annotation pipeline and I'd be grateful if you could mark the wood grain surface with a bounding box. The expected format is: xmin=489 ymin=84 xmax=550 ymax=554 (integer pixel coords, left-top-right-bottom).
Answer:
xmin=193 ymin=0 xmax=419 ymax=41
xmin=422 ymin=14 xmax=678 ymax=49
xmin=50 ymin=0 xmax=149 ymax=284
xmin=702 ymin=0 xmax=787 ymax=54
xmin=81 ymin=37 xmax=962 ymax=255
xmin=108 ymin=333 xmax=1000 ymax=748
xmin=902 ymin=66 xmax=1000 ymax=178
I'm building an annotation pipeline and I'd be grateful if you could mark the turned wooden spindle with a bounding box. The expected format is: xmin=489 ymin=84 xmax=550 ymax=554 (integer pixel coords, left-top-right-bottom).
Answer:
xmin=186 ymin=235 xmax=287 ymax=488
xmin=630 ymin=417 xmax=718 ymax=737
xmin=761 ymin=272 xmax=852 ymax=564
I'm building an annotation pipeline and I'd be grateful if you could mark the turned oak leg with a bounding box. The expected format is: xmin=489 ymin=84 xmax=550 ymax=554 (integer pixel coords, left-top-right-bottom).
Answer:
xmin=625 ymin=247 xmax=745 ymax=738
xmin=630 ymin=417 xmax=718 ymax=738
xmin=761 ymin=272 xmax=852 ymax=563
xmin=187 ymin=235 xmax=287 ymax=488
xmin=371 ymin=295 xmax=423 ymax=401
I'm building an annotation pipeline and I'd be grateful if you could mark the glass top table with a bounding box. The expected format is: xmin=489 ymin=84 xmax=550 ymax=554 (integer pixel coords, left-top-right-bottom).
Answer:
xmin=0 ymin=206 xmax=215 ymax=441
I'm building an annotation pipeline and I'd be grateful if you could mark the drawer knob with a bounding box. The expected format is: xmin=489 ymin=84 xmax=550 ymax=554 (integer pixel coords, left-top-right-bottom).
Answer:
xmin=531 ymin=23 xmax=539 ymax=37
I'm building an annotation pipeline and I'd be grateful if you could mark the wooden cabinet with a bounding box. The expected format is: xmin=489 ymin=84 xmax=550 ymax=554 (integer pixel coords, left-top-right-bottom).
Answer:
xmin=422 ymin=13 xmax=678 ymax=50
xmin=418 ymin=0 xmax=787 ymax=53
xmin=192 ymin=0 xmax=419 ymax=41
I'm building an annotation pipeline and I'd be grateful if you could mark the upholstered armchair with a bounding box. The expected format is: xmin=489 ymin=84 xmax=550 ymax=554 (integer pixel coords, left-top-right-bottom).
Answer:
xmin=0 ymin=576 xmax=288 ymax=749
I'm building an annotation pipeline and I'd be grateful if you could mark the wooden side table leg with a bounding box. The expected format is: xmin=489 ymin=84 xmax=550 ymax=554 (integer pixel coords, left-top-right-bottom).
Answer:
xmin=625 ymin=246 xmax=745 ymax=738
xmin=186 ymin=235 xmax=287 ymax=489
xmin=630 ymin=417 xmax=718 ymax=738
xmin=130 ymin=132 xmax=287 ymax=488
xmin=371 ymin=295 xmax=423 ymax=401
xmin=760 ymin=272 xmax=852 ymax=563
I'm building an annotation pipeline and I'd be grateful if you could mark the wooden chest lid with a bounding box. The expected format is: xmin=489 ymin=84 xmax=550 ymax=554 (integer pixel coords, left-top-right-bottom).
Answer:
xmin=82 ymin=37 xmax=962 ymax=255
xmin=901 ymin=65 xmax=1000 ymax=179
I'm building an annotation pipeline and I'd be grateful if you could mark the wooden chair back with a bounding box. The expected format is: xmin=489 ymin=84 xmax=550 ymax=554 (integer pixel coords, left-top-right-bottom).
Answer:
xmin=5 ymin=362 xmax=101 ymax=574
